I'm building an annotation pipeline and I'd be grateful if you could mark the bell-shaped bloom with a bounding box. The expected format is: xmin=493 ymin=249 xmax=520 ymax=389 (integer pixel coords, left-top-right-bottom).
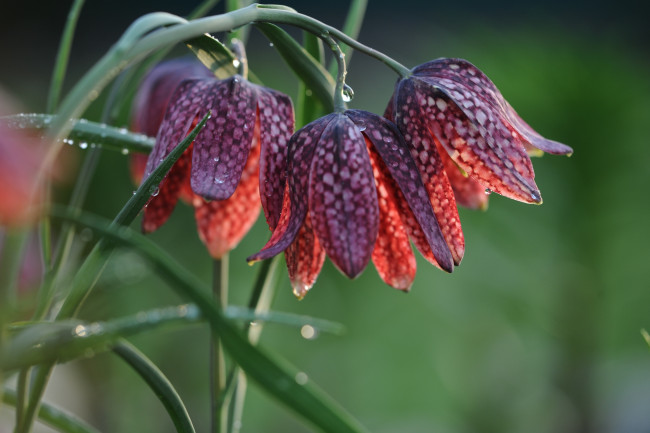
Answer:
xmin=0 ymin=90 xmax=51 ymax=227
xmin=134 ymin=60 xmax=294 ymax=258
xmin=248 ymin=110 xmax=454 ymax=298
xmin=388 ymin=58 xmax=572 ymax=212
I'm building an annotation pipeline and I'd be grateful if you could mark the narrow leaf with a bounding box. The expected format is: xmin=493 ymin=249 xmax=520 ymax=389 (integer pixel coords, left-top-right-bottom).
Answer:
xmin=2 ymin=388 xmax=100 ymax=433
xmin=113 ymin=341 xmax=196 ymax=433
xmin=56 ymin=211 xmax=369 ymax=433
xmin=185 ymin=34 xmax=238 ymax=79
xmin=1 ymin=114 xmax=155 ymax=154
xmin=256 ymin=22 xmax=335 ymax=112
xmin=1 ymin=305 xmax=201 ymax=371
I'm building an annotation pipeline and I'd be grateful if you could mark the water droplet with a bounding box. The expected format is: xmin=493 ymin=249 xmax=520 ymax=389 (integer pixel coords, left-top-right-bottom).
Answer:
xmin=485 ymin=188 xmax=493 ymax=195
xmin=300 ymin=325 xmax=318 ymax=340
xmin=119 ymin=127 xmax=128 ymax=134
xmin=342 ymin=84 xmax=354 ymax=102
xmin=121 ymin=148 xmax=129 ymax=155
xmin=79 ymin=142 xmax=88 ymax=149
xmin=73 ymin=324 xmax=89 ymax=337
xmin=232 ymin=59 xmax=241 ymax=68
xmin=214 ymin=177 xmax=225 ymax=184
xmin=269 ymin=42 xmax=274 ymax=47
xmin=358 ymin=125 xmax=366 ymax=131
xmin=295 ymin=372 xmax=308 ymax=385
xmin=213 ymin=156 xmax=220 ymax=162
xmin=150 ymin=187 xmax=160 ymax=197
xmin=132 ymin=191 xmax=137 ymax=196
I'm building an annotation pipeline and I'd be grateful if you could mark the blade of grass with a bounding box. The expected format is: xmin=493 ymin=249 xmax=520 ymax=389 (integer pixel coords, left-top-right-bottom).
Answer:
xmin=1 ymin=114 xmax=155 ymax=154
xmin=53 ymin=211 xmax=369 ymax=433
xmin=3 ymin=388 xmax=100 ymax=433
xmin=255 ymin=22 xmax=335 ymax=112
xmin=113 ymin=341 xmax=196 ymax=433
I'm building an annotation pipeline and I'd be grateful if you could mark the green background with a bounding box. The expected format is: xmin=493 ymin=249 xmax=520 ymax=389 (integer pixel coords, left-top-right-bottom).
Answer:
xmin=1 ymin=0 xmax=649 ymax=432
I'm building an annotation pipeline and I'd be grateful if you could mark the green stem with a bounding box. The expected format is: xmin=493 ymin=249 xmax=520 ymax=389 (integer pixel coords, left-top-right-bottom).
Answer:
xmin=211 ymin=255 xmax=229 ymax=433
xmin=324 ymin=36 xmax=348 ymax=113
xmin=46 ymin=0 xmax=86 ymax=113
xmin=45 ymin=4 xmax=410 ymax=177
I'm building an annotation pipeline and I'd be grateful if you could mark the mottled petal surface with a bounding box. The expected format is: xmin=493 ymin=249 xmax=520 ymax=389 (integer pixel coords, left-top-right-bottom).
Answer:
xmin=394 ymin=79 xmax=465 ymax=265
xmin=413 ymin=58 xmax=572 ymax=155
xmin=257 ymin=87 xmax=294 ymax=229
xmin=194 ymin=135 xmax=261 ymax=258
xmin=284 ymin=212 xmax=325 ymax=299
xmin=190 ymin=76 xmax=258 ymax=200
xmin=347 ymin=109 xmax=453 ymax=272
xmin=247 ymin=115 xmax=333 ymax=262
xmin=142 ymin=146 xmax=193 ymax=233
xmin=366 ymin=139 xmax=416 ymax=290
xmin=438 ymin=137 xmax=489 ymax=210
xmin=143 ymin=80 xmax=201 ymax=182
xmin=309 ymin=113 xmax=379 ymax=279
xmin=412 ymin=77 xmax=542 ymax=203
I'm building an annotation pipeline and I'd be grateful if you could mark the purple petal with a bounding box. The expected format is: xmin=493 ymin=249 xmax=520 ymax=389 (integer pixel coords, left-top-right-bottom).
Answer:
xmin=308 ymin=113 xmax=379 ymax=278
xmin=256 ymin=87 xmax=294 ymax=230
xmin=411 ymin=76 xmax=543 ymax=203
xmin=143 ymin=79 xmax=202 ymax=182
xmin=346 ymin=109 xmax=453 ymax=272
xmin=414 ymin=58 xmax=572 ymax=155
xmin=131 ymin=58 xmax=213 ymax=136
xmin=190 ymin=76 xmax=258 ymax=200
xmin=247 ymin=115 xmax=334 ymax=262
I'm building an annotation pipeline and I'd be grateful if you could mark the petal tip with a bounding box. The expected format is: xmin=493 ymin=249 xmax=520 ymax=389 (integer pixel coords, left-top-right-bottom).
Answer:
xmin=292 ymin=280 xmax=312 ymax=300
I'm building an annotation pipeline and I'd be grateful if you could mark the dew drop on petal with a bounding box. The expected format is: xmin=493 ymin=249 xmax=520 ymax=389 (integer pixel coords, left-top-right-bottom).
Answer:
xmin=232 ymin=59 xmax=241 ymax=68
xmin=485 ymin=188 xmax=493 ymax=195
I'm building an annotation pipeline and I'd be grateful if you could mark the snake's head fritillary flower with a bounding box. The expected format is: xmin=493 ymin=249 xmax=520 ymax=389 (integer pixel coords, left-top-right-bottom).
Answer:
xmin=388 ymin=58 xmax=572 ymax=210
xmin=248 ymin=110 xmax=453 ymax=298
xmin=0 ymin=90 xmax=50 ymax=227
xmin=130 ymin=58 xmax=214 ymax=184
xmin=135 ymin=61 xmax=294 ymax=259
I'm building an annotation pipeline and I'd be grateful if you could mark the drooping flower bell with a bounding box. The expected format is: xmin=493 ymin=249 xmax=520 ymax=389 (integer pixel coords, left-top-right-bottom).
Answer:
xmin=133 ymin=59 xmax=294 ymax=258
xmin=249 ymin=110 xmax=454 ymax=298
xmin=387 ymin=58 xmax=572 ymax=211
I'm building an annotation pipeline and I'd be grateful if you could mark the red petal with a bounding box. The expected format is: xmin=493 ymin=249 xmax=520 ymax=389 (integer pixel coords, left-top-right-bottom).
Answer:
xmin=257 ymin=88 xmax=294 ymax=230
xmin=284 ymin=212 xmax=325 ymax=299
xmin=190 ymin=76 xmax=258 ymax=200
xmin=367 ymin=141 xmax=416 ymax=290
xmin=247 ymin=115 xmax=333 ymax=262
xmin=394 ymin=80 xmax=465 ymax=265
xmin=347 ymin=109 xmax=453 ymax=272
xmin=437 ymin=137 xmax=489 ymax=210
xmin=141 ymin=146 xmax=193 ymax=233
xmin=194 ymin=135 xmax=261 ymax=259
xmin=308 ymin=114 xmax=379 ymax=279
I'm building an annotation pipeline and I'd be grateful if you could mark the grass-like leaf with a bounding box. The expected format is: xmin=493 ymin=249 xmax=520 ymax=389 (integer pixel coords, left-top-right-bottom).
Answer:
xmin=1 ymin=114 xmax=154 ymax=154
xmin=256 ymin=22 xmax=335 ymax=112
xmin=1 ymin=305 xmax=201 ymax=371
xmin=54 ymin=211 xmax=369 ymax=433
xmin=185 ymin=34 xmax=239 ymax=79
xmin=114 ymin=341 xmax=196 ymax=433
xmin=2 ymin=388 xmax=100 ymax=433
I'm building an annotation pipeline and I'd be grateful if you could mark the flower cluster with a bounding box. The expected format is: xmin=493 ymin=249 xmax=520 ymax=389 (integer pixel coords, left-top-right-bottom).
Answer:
xmin=135 ymin=57 xmax=571 ymax=298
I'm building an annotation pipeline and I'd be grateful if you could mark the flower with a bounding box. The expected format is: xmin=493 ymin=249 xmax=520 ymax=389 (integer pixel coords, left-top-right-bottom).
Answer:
xmin=388 ymin=58 xmax=572 ymax=209
xmin=385 ymin=58 xmax=573 ymax=264
xmin=130 ymin=58 xmax=214 ymax=184
xmin=248 ymin=110 xmax=454 ymax=298
xmin=135 ymin=60 xmax=294 ymax=258
xmin=0 ymin=89 xmax=50 ymax=227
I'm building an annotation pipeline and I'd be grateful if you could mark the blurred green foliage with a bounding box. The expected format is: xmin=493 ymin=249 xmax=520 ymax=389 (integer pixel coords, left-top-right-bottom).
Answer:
xmin=2 ymin=1 xmax=650 ymax=432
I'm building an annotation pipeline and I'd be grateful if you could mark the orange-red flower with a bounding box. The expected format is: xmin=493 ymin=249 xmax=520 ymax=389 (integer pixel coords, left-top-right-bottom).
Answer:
xmin=249 ymin=110 xmax=453 ymax=297
xmin=0 ymin=90 xmax=49 ymax=227
xmin=132 ymin=59 xmax=294 ymax=258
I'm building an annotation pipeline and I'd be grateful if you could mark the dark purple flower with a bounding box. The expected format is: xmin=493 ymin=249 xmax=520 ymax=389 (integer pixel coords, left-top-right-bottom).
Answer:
xmin=248 ymin=110 xmax=453 ymax=298
xmin=133 ymin=60 xmax=294 ymax=258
